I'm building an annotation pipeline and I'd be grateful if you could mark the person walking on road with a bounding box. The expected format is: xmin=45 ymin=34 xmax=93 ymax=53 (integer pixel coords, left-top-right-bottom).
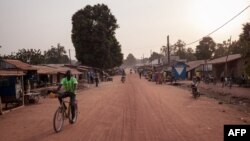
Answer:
xmin=94 ymin=70 xmax=99 ymax=87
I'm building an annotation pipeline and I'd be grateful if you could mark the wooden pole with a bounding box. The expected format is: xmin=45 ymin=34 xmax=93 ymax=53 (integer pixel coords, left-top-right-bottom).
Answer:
xmin=167 ymin=35 xmax=170 ymax=66
xmin=21 ymin=76 xmax=24 ymax=106
xmin=0 ymin=96 xmax=2 ymax=115
xmin=69 ymin=49 xmax=72 ymax=65
xmin=225 ymin=36 xmax=232 ymax=77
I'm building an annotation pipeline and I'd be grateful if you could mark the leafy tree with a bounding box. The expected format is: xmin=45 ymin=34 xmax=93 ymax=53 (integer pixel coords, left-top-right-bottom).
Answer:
xmin=171 ymin=40 xmax=196 ymax=61
xmin=44 ymin=43 xmax=69 ymax=64
xmin=239 ymin=23 xmax=250 ymax=42
xmin=173 ymin=40 xmax=186 ymax=59
xmin=3 ymin=49 xmax=44 ymax=64
xmin=124 ymin=53 xmax=136 ymax=66
xmin=238 ymin=22 xmax=250 ymax=75
xmin=229 ymin=41 xmax=242 ymax=55
xmin=15 ymin=49 xmax=45 ymax=65
xmin=195 ymin=37 xmax=216 ymax=60
xmin=71 ymin=4 xmax=123 ymax=69
xmin=186 ymin=47 xmax=197 ymax=61
xmin=3 ymin=53 xmax=16 ymax=60
xmin=149 ymin=52 xmax=163 ymax=61
xmin=238 ymin=23 xmax=250 ymax=58
xmin=214 ymin=42 xmax=228 ymax=59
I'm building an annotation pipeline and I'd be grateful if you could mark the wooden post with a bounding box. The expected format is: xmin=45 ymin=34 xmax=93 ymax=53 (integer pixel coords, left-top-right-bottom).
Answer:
xmin=167 ymin=35 xmax=170 ymax=66
xmin=21 ymin=76 xmax=24 ymax=106
xmin=0 ymin=96 xmax=2 ymax=115
xmin=69 ymin=49 xmax=72 ymax=65
xmin=225 ymin=37 xmax=232 ymax=77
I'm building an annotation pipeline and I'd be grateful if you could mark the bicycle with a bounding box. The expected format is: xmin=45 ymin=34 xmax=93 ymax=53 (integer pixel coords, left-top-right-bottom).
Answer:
xmin=121 ymin=76 xmax=125 ymax=83
xmin=49 ymin=91 xmax=78 ymax=133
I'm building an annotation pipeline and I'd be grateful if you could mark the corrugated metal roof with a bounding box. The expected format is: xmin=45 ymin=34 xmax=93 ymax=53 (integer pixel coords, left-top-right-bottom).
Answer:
xmin=0 ymin=70 xmax=25 ymax=76
xmin=44 ymin=64 xmax=82 ymax=75
xmin=77 ymin=65 xmax=91 ymax=71
xmin=186 ymin=60 xmax=205 ymax=71
xmin=208 ymin=54 xmax=241 ymax=64
xmin=32 ymin=65 xmax=57 ymax=74
xmin=3 ymin=59 xmax=37 ymax=70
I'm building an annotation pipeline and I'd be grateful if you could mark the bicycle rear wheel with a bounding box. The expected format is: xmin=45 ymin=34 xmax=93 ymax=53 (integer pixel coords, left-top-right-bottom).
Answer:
xmin=69 ymin=104 xmax=78 ymax=124
xmin=53 ymin=107 xmax=64 ymax=132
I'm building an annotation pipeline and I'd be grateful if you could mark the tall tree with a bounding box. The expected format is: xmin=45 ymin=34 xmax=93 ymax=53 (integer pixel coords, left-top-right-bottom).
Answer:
xmin=238 ymin=22 xmax=250 ymax=75
xmin=44 ymin=43 xmax=69 ymax=64
xmin=14 ymin=49 xmax=45 ymax=65
xmin=173 ymin=40 xmax=186 ymax=59
xmin=125 ymin=53 xmax=136 ymax=66
xmin=105 ymin=36 xmax=123 ymax=68
xmin=71 ymin=4 xmax=123 ymax=69
xmin=229 ymin=41 xmax=242 ymax=55
xmin=214 ymin=42 xmax=228 ymax=59
xmin=238 ymin=23 xmax=250 ymax=58
xmin=149 ymin=52 xmax=163 ymax=61
xmin=186 ymin=47 xmax=196 ymax=61
xmin=195 ymin=37 xmax=216 ymax=60
xmin=3 ymin=49 xmax=45 ymax=65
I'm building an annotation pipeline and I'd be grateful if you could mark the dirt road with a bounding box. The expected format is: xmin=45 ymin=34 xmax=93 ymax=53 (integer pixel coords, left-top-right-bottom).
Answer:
xmin=0 ymin=74 xmax=249 ymax=141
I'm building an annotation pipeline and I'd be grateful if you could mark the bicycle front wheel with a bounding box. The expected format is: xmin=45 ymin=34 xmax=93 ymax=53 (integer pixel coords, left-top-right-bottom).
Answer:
xmin=53 ymin=107 xmax=64 ymax=132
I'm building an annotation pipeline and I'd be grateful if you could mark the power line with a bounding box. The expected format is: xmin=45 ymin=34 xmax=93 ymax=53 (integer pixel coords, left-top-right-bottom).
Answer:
xmin=186 ymin=4 xmax=250 ymax=46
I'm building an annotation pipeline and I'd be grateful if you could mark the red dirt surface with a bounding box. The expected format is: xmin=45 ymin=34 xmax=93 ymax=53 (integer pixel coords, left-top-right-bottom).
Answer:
xmin=0 ymin=74 xmax=249 ymax=141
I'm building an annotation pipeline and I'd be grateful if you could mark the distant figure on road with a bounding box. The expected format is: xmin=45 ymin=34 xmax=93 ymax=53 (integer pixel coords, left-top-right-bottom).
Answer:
xmin=94 ymin=70 xmax=99 ymax=87
xmin=220 ymin=72 xmax=225 ymax=87
xmin=239 ymin=73 xmax=246 ymax=87
xmin=121 ymin=69 xmax=126 ymax=83
xmin=139 ymin=70 xmax=142 ymax=79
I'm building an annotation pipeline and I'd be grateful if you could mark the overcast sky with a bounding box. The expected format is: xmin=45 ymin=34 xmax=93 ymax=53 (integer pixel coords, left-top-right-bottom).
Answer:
xmin=0 ymin=0 xmax=250 ymax=60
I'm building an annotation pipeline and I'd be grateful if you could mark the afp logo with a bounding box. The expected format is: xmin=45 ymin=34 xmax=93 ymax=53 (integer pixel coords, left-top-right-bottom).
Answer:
xmin=224 ymin=125 xmax=250 ymax=141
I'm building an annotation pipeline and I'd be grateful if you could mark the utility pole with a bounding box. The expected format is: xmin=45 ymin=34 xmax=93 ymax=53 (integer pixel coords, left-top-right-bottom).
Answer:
xmin=0 ymin=45 xmax=2 ymax=59
xmin=225 ymin=36 xmax=232 ymax=77
xmin=143 ymin=54 xmax=144 ymax=64
xmin=69 ymin=49 xmax=72 ymax=65
xmin=167 ymin=35 xmax=170 ymax=66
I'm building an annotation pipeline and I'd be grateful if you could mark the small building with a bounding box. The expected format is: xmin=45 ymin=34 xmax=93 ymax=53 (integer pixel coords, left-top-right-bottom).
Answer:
xmin=44 ymin=64 xmax=82 ymax=83
xmin=0 ymin=59 xmax=37 ymax=92
xmin=77 ymin=65 xmax=91 ymax=82
xmin=186 ymin=60 xmax=212 ymax=80
xmin=32 ymin=65 xmax=58 ymax=87
xmin=0 ymin=70 xmax=25 ymax=114
xmin=172 ymin=61 xmax=187 ymax=80
xmin=208 ymin=54 xmax=243 ymax=79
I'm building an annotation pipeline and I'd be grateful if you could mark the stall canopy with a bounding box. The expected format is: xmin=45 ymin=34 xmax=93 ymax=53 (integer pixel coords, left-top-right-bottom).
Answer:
xmin=0 ymin=70 xmax=25 ymax=76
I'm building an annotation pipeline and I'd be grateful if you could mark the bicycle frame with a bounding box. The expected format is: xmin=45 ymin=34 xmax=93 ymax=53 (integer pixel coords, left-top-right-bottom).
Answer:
xmin=60 ymin=100 xmax=71 ymax=118
xmin=53 ymin=95 xmax=78 ymax=133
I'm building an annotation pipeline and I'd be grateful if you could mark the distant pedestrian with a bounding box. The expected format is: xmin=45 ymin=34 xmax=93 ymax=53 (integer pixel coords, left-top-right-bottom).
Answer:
xmin=139 ymin=70 xmax=142 ymax=79
xmin=220 ymin=72 xmax=225 ymax=87
xmin=94 ymin=70 xmax=99 ymax=87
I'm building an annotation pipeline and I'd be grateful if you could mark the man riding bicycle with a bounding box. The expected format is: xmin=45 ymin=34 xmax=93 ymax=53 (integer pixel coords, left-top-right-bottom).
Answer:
xmin=56 ymin=70 xmax=78 ymax=119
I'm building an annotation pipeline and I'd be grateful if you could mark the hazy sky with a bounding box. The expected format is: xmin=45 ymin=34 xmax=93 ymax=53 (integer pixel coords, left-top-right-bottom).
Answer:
xmin=0 ymin=0 xmax=250 ymax=60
